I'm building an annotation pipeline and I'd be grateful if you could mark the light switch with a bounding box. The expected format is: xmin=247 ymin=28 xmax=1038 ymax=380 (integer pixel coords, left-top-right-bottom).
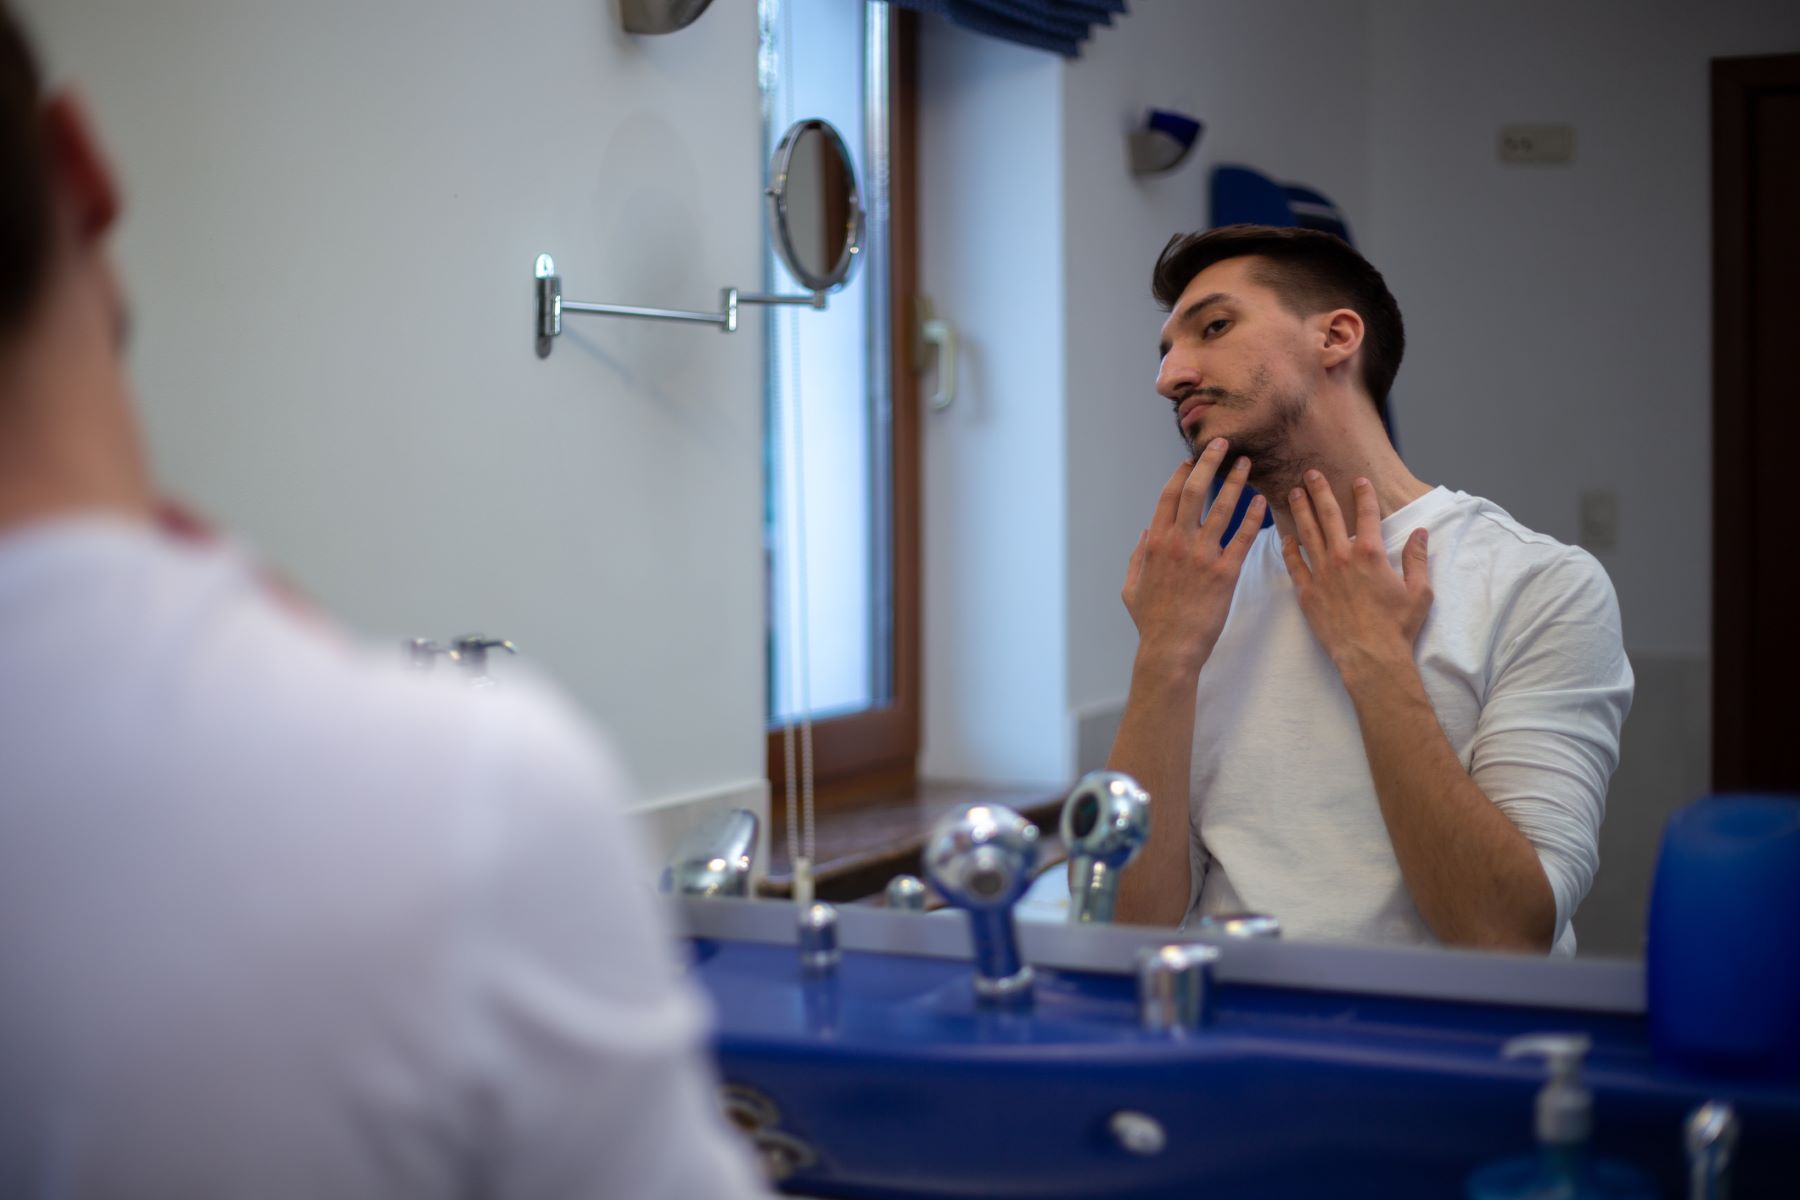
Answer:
xmin=1498 ymin=124 xmax=1575 ymax=165
xmin=1579 ymin=490 xmax=1618 ymax=553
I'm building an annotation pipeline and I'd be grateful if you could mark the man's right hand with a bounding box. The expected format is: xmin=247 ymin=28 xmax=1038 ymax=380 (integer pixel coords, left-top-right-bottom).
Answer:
xmin=1107 ymin=438 xmax=1264 ymax=927
xmin=1122 ymin=438 xmax=1266 ymax=677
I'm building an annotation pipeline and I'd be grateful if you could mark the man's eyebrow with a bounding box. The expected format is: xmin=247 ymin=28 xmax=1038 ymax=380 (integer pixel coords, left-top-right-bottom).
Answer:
xmin=1158 ymin=291 xmax=1235 ymax=358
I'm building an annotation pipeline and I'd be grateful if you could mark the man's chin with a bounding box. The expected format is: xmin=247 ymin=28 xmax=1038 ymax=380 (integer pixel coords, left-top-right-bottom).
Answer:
xmin=1182 ymin=425 xmax=1234 ymax=457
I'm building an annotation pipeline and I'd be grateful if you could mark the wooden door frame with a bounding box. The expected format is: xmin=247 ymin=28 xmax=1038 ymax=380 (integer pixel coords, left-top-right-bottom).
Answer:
xmin=1711 ymin=53 xmax=1800 ymax=788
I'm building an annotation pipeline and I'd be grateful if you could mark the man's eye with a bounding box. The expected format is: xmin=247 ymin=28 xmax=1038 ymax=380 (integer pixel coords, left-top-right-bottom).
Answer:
xmin=1204 ymin=319 xmax=1229 ymax=337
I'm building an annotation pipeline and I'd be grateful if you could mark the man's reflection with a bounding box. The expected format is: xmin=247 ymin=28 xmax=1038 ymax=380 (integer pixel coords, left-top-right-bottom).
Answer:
xmin=1108 ymin=226 xmax=1630 ymax=955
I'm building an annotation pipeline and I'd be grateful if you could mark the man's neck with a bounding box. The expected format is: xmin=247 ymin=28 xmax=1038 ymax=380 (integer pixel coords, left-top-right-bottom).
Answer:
xmin=1254 ymin=399 xmax=1432 ymax=543
xmin=0 ymin=314 xmax=154 ymax=535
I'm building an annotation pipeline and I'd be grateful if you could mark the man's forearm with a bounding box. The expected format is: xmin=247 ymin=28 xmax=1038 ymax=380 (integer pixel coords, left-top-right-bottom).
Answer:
xmin=1340 ymin=652 xmax=1556 ymax=951
xmin=1106 ymin=653 xmax=1199 ymax=926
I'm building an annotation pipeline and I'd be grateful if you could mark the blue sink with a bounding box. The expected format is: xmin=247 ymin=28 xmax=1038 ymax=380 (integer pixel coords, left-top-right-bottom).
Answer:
xmin=680 ymin=900 xmax=1800 ymax=1199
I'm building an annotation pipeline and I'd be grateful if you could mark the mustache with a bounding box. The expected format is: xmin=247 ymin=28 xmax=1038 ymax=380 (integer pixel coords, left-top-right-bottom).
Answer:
xmin=1170 ymin=384 xmax=1236 ymax=409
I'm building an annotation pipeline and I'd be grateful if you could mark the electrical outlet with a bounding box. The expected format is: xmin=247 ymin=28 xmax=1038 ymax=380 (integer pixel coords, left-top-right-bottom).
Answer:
xmin=1498 ymin=124 xmax=1575 ymax=165
xmin=1579 ymin=490 xmax=1618 ymax=553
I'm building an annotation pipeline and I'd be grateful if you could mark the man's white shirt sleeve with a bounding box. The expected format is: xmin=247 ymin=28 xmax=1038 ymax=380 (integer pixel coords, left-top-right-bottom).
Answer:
xmin=1465 ymin=547 xmax=1633 ymax=951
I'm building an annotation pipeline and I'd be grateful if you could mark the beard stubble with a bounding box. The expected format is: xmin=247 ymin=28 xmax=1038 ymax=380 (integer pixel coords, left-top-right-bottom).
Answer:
xmin=1175 ymin=363 xmax=1309 ymax=493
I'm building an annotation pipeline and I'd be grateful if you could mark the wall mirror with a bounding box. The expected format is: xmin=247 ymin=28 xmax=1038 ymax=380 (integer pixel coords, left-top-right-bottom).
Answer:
xmin=709 ymin=12 xmax=1769 ymax=983
xmin=767 ymin=117 xmax=865 ymax=293
xmin=533 ymin=117 xmax=864 ymax=354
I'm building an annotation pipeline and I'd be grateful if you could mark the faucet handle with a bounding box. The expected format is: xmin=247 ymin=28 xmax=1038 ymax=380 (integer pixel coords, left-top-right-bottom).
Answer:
xmin=1684 ymin=1102 xmax=1738 ymax=1200
xmin=1060 ymin=770 xmax=1151 ymax=924
xmin=449 ymin=634 xmax=516 ymax=688
xmin=1192 ymin=912 xmax=1281 ymax=939
xmin=885 ymin=874 xmax=928 ymax=911
xmin=925 ymin=804 xmax=1039 ymax=912
xmin=924 ymin=804 xmax=1040 ymax=1005
xmin=405 ymin=637 xmax=449 ymax=670
xmin=665 ymin=808 xmax=760 ymax=898
xmin=451 ymin=634 xmax=516 ymax=669
xmin=1138 ymin=942 xmax=1221 ymax=1032
xmin=798 ymin=902 xmax=840 ymax=975
xmin=1060 ymin=770 xmax=1152 ymax=861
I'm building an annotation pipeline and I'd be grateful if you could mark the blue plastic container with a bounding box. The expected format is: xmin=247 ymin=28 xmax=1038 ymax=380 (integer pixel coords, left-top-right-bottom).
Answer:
xmin=1646 ymin=794 xmax=1800 ymax=1080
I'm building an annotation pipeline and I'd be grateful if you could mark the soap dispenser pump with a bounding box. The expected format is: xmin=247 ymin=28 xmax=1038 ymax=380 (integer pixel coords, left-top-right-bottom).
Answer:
xmin=1466 ymin=1033 xmax=1657 ymax=1200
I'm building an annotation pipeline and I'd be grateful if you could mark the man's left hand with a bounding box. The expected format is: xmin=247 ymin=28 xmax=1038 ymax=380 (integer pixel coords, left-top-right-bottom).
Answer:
xmin=1281 ymin=471 xmax=1432 ymax=678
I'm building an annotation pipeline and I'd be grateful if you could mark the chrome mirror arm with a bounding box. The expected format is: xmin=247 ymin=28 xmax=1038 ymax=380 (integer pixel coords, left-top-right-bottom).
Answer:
xmin=533 ymin=256 xmax=826 ymax=359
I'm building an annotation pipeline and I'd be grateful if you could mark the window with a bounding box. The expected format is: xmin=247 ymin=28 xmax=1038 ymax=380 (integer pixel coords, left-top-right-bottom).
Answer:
xmin=762 ymin=0 xmax=919 ymax=805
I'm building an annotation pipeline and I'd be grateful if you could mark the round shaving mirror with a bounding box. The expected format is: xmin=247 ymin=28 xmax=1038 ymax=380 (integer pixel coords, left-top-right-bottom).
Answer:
xmin=767 ymin=118 xmax=865 ymax=293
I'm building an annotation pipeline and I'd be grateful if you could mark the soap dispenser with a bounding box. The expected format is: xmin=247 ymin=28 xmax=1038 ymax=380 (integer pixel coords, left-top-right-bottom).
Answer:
xmin=1466 ymin=1034 xmax=1656 ymax=1200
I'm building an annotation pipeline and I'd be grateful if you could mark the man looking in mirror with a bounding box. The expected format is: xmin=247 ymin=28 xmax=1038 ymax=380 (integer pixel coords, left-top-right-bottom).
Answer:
xmin=1108 ymin=226 xmax=1631 ymax=955
xmin=0 ymin=7 xmax=767 ymax=1195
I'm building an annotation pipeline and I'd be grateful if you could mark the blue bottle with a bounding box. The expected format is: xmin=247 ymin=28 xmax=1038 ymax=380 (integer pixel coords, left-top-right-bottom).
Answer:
xmin=1466 ymin=1034 xmax=1657 ymax=1200
xmin=1647 ymin=794 xmax=1800 ymax=1080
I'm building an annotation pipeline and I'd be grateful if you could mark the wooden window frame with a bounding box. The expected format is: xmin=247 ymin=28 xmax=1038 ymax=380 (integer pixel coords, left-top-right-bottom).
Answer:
xmin=766 ymin=10 xmax=920 ymax=809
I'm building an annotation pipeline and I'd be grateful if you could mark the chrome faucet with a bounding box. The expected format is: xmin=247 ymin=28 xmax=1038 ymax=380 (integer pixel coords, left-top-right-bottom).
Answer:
xmin=885 ymin=874 xmax=928 ymax=911
xmin=404 ymin=637 xmax=447 ymax=670
xmin=924 ymin=803 xmax=1040 ymax=1006
xmin=1684 ymin=1102 xmax=1738 ymax=1200
xmin=402 ymin=634 xmax=515 ymax=687
xmin=1059 ymin=770 xmax=1151 ymax=924
xmin=797 ymin=902 xmax=840 ymax=975
xmin=450 ymin=634 xmax=516 ymax=688
xmin=664 ymin=808 xmax=760 ymax=898
xmin=1137 ymin=942 xmax=1221 ymax=1032
xmin=1192 ymin=912 xmax=1281 ymax=939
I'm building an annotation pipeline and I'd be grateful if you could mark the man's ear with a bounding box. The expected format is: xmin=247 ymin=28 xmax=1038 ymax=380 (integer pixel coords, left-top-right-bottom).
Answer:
xmin=1318 ymin=307 xmax=1364 ymax=372
xmin=41 ymin=90 xmax=121 ymax=241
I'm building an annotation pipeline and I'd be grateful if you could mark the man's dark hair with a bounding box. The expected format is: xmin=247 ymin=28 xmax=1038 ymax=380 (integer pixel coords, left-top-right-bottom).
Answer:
xmin=0 ymin=1 xmax=50 ymax=333
xmin=1153 ymin=225 xmax=1405 ymax=421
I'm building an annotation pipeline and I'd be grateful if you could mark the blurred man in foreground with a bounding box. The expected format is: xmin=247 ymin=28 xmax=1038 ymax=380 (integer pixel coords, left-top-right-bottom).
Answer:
xmin=0 ymin=8 xmax=767 ymax=1196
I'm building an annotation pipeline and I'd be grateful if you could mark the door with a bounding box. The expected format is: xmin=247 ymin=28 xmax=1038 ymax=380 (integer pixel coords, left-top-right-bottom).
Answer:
xmin=1713 ymin=54 xmax=1800 ymax=791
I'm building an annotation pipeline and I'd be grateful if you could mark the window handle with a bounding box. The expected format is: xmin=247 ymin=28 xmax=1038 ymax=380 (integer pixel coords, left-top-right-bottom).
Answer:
xmin=914 ymin=295 xmax=958 ymax=411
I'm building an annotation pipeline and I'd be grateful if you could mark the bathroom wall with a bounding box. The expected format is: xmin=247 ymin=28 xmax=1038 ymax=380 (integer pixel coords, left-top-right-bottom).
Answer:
xmin=919 ymin=1 xmax=1369 ymax=788
xmin=1058 ymin=0 xmax=1375 ymax=731
xmin=916 ymin=20 xmax=1070 ymax=783
xmin=17 ymin=0 xmax=772 ymax=849
xmin=1361 ymin=0 xmax=1800 ymax=955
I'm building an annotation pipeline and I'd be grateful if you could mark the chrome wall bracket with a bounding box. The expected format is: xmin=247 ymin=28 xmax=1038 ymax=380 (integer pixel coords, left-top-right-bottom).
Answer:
xmin=533 ymin=253 xmax=823 ymax=359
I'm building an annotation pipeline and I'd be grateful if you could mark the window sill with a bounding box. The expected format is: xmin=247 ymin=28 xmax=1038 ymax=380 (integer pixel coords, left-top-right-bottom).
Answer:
xmin=760 ymin=779 xmax=1066 ymax=904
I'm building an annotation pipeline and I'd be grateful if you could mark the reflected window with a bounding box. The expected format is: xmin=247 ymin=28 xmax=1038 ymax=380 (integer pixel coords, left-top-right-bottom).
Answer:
xmin=761 ymin=0 xmax=918 ymax=804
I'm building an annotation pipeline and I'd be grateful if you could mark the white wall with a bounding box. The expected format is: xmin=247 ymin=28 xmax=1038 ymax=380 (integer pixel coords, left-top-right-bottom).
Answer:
xmin=1362 ymin=0 xmax=1800 ymax=954
xmin=917 ymin=21 xmax=1069 ymax=783
xmin=1046 ymin=0 xmax=1793 ymax=701
xmin=18 ymin=0 xmax=771 ymax=840
xmin=1365 ymin=0 xmax=1800 ymax=659
xmin=919 ymin=1 xmax=1374 ymax=784
xmin=1060 ymin=0 xmax=1374 ymax=723
xmin=920 ymin=1 xmax=1372 ymax=786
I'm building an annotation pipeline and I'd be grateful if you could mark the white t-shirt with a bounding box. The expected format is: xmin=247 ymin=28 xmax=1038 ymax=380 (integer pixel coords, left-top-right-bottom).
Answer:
xmin=1188 ymin=487 xmax=1632 ymax=955
xmin=0 ymin=517 xmax=768 ymax=1199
